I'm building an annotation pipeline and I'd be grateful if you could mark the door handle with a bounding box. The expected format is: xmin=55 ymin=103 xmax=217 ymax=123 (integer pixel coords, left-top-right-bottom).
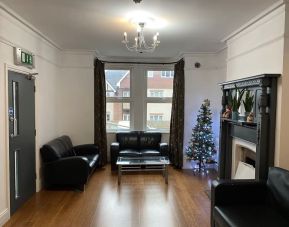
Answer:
xmin=14 ymin=149 xmax=20 ymax=199
xmin=11 ymin=81 xmax=19 ymax=137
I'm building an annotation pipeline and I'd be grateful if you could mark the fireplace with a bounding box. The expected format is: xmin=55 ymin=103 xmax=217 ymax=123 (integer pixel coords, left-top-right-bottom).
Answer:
xmin=232 ymin=138 xmax=256 ymax=179
xmin=218 ymin=74 xmax=280 ymax=180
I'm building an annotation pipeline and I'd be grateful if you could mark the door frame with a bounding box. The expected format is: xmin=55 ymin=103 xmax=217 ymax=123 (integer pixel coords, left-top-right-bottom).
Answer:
xmin=4 ymin=63 xmax=38 ymax=218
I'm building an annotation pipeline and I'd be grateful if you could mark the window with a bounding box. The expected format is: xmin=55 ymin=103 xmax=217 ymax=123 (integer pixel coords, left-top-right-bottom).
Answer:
xmin=105 ymin=69 xmax=131 ymax=131
xmin=149 ymin=90 xmax=164 ymax=97
xmin=147 ymin=71 xmax=173 ymax=98
xmin=105 ymin=69 xmax=130 ymax=98
xmin=161 ymin=70 xmax=174 ymax=78
xmin=123 ymin=113 xmax=130 ymax=121
xmin=149 ymin=114 xmax=163 ymax=121
xmin=105 ymin=67 xmax=173 ymax=132
xmin=106 ymin=112 xmax=111 ymax=121
xmin=146 ymin=70 xmax=173 ymax=131
xmin=123 ymin=91 xmax=130 ymax=97
xmin=147 ymin=71 xmax=154 ymax=78
xmin=147 ymin=103 xmax=171 ymax=130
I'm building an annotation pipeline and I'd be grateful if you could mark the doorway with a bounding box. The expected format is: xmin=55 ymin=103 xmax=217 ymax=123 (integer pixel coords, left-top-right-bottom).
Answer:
xmin=8 ymin=70 xmax=36 ymax=215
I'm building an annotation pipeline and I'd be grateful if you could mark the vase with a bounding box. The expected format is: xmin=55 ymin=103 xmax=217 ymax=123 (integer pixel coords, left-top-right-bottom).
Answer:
xmin=231 ymin=111 xmax=239 ymax=121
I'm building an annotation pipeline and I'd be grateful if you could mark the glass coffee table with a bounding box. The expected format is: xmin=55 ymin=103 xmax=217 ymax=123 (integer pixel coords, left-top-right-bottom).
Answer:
xmin=116 ymin=156 xmax=170 ymax=184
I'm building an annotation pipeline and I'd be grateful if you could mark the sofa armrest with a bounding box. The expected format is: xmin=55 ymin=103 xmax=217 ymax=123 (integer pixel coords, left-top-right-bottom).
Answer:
xmin=44 ymin=156 xmax=90 ymax=186
xmin=74 ymin=144 xmax=99 ymax=156
xmin=211 ymin=179 xmax=267 ymax=227
xmin=159 ymin=143 xmax=169 ymax=156
xmin=110 ymin=142 xmax=120 ymax=171
xmin=211 ymin=179 xmax=267 ymax=207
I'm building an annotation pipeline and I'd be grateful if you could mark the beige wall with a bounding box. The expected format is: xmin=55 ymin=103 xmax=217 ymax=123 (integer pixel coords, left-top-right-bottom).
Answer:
xmin=225 ymin=3 xmax=289 ymax=170
xmin=0 ymin=6 xmax=61 ymax=224
xmin=56 ymin=51 xmax=95 ymax=145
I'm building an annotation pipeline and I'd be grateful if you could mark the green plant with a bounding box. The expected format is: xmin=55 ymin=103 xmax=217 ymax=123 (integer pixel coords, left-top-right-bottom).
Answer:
xmin=243 ymin=90 xmax=254 ymax=112
xmin=229 ymin=85 xmax=245 ymax=112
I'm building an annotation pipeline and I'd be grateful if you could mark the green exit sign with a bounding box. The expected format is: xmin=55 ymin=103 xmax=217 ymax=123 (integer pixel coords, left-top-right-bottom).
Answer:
xmin=21 ymin=51 xmax=33 ymax=65
xmin=14 ymin=47 xmax=35 ymax=69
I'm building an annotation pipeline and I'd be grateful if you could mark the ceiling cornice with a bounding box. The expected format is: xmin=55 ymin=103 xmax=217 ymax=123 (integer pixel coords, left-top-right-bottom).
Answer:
xmin=222 ymin=0 xmax=286 ymax=42
xmin=0 ymin=2 xmax=63 ymax=51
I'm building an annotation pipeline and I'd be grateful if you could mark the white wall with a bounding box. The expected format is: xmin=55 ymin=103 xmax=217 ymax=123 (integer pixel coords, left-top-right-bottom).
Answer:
xmin=226 ymin=4 xmax=285 ymax=79
xmin=225 ymin=2 xmax=289 ymax=170
xmin=57 ymin=51 xmax=95 ymax=145
xmin=0 ymin=6 xmax=61 ymax=225
xmin=183 ymin=51 xmax=227 ymax=168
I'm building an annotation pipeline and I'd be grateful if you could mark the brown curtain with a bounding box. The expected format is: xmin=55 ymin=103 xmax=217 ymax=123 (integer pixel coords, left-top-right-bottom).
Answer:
xmin=94 ymin=58 xmax=107 ymax=166
xmin=169 ymin=59 xmax=185 ymax=168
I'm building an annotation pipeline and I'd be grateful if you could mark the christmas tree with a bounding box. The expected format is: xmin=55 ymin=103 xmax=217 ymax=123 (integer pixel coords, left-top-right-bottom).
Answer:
xmin=186 ymin=99 xmax=216 ymax=172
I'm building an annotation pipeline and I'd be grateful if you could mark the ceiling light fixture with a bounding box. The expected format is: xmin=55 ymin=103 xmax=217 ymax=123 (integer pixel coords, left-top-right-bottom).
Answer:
xmin=133 ymin=0 xmax=142 ymax=3
xmin=122 ymin=22 xmax=160 ymax=53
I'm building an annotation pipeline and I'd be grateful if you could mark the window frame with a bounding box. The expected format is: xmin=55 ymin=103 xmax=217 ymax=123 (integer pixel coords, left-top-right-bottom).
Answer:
xmin=105 ymin=65 xmax=134 ymax=132
xmin=105 ymin=64 xmax=174 ymax=133
xmin=145 ymin=66 xmax=174 ymax=132
xmin=161 ymin=70 xmax=174 ymax=78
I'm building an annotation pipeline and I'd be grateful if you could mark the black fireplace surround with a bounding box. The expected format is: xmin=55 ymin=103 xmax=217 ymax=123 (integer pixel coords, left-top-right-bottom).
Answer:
xmin=218 ymin=74 xmax=280 ymax=180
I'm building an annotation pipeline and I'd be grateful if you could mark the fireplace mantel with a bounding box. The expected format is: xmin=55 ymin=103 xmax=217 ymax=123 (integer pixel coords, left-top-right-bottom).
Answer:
xmin=218 ymin=74 xmax=280 ymax=180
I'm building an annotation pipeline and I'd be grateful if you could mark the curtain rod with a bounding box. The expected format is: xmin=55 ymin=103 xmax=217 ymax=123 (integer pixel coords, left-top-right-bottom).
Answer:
xmin=100 ymin=60 xmax=180 ymax=65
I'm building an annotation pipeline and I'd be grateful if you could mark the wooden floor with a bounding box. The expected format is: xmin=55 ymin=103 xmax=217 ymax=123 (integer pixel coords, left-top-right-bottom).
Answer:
xmin=4 ymin=165 xmax=216 ymax=227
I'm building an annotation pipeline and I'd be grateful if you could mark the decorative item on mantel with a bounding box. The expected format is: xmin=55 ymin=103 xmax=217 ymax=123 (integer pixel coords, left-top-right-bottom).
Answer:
xmin=247 ymin=112 xmax=254 ymax=123
xmin=185 ymin=99 xmax=217 ymax=174
xmin=229 ymin=85 xmax=245 ymax=121
xmin=222 ymin=105 xmax=232 ymax=119
xmin=243 ymin=89 xmax=254 ymax=120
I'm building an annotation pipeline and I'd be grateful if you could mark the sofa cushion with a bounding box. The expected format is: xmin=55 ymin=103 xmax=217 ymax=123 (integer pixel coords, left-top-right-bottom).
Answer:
xmin=117 ymin=132 xmax=139 ymax=150
xmin=140 ymin=149 xmax=161 ymax=156
xmin=57 ymin=136 xmax=76 ymax=156
xmin=214 ymin=205 xmax=289 ymax=227
xmin=119 ymin=149 xmax=141 ymax=157
xmin=41 ymin=139 xmax=71 ymax=162
xmin=139 ymin=132 xmax=161 ymax=149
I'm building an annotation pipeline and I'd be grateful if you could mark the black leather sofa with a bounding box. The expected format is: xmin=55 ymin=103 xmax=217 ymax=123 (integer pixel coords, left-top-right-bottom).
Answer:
xmin=211 ymin=167 xmax=289 ymax=227
xmin=110 ymin=131 xmax=168 ymax=170
xmin=40 ymin=135 xmax=101 ymax=190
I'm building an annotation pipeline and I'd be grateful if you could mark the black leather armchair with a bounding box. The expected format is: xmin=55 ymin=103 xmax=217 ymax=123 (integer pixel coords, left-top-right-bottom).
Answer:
xmin=110 ymin=131 xmax=169 ymax=170
xmin=40 ymin=135 xmax=101 ymax=190
xmin=211 ymin=167 xmax=289 ymax=227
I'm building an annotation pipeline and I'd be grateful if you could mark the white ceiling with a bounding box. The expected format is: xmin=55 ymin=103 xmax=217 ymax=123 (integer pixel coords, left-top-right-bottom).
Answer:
xmin=0 ymin=0 xmax=279 ymax=59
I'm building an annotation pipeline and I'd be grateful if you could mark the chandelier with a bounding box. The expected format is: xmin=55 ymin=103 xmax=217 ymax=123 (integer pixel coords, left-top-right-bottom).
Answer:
xmin=122 ymin=22 xmax=160 ymax=53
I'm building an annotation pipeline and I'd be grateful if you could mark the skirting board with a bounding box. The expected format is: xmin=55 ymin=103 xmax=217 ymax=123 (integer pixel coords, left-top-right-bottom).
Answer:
xmin=0 ymin=208 xmax=9 ymax=226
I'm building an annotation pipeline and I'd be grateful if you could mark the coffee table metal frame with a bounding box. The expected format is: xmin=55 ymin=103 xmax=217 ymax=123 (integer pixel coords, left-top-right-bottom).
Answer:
xmin=116 ymin=156 xmax=170 ymax=184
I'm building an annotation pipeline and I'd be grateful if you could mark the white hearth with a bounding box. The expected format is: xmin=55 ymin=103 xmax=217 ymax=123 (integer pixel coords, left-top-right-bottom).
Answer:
xmin=232 ymin=138 xmax=256 ymax=179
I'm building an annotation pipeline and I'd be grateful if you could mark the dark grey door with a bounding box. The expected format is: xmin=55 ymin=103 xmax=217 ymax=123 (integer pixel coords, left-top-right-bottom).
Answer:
xmin=8 ymin=71 xmax=36 ymax=215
